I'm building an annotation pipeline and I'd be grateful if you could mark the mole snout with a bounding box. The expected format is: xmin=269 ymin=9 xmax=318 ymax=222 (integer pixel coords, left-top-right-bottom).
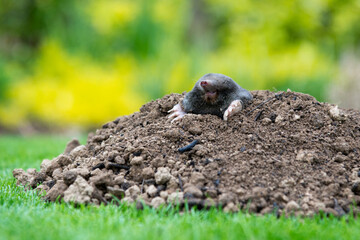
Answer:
xmin=168 ymin=73 xmax=253 ymax=122
xmin=200 ymin=80 xmax=216 ymax=95
xmin=200 ymin=81 xmax=208 ymax=87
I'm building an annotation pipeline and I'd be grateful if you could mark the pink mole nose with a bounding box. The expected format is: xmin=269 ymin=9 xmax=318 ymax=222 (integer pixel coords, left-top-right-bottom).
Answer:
xmin=200 ymin=81 xmax=208 ymax=87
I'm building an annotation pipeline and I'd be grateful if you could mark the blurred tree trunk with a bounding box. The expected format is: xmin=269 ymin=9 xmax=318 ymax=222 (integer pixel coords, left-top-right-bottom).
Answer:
xmin=328 ymin=52 xmax=360 ymax=110
xmin=187 ymin=0 xmax=215 ymax=50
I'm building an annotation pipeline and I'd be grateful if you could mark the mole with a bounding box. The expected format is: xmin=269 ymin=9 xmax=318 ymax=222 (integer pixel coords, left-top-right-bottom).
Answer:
xmin=168 ymin=73 xmax=253 ymax=122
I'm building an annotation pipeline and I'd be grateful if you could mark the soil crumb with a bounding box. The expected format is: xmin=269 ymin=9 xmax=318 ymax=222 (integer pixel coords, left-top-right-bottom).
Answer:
xmin=13 ymin=90 xmax=360 ymax=216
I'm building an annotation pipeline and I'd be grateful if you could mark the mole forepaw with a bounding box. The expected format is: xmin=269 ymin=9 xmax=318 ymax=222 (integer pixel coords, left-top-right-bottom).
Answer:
xmin=223 ymin=100 xmax=243 ymax=121
xmin=168 ymin=103 xmax=186 ymax=123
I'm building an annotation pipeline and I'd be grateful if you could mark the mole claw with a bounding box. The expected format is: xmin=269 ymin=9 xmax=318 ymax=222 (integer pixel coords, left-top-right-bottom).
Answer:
xmin=168 ymin=112 xmax=176 ymax=119
xmin=170 ymin=114 xmax=184 ymax=123
xmin=170 ymin=117 xmax=179 ymax=123
xmin=168 ymin=103 xmax=186 ymax=122
xmin=223 ymin=100 xmax=243 ymax=121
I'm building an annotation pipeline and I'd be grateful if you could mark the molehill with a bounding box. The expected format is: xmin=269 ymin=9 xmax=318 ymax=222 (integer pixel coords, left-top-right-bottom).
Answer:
xmin=13 ymin=90 xmax=360 ymax=216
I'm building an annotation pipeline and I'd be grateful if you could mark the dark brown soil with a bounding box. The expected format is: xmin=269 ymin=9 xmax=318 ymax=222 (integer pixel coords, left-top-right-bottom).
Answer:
xmin=13 ymin=90 xmax=360 ymax=216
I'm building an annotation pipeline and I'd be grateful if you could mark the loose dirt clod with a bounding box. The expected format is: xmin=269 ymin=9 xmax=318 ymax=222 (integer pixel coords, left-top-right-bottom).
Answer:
xmin=13 ymin=90 xmax=360 ymax=216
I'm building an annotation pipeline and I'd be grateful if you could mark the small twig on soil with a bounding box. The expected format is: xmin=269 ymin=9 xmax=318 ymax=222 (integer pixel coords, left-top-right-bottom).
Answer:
xmin=178 ymin=139 xmax=199 ymax=153
xmin=254 ymin=133 xmax=264 ymax=141
xmin=141 ymin=179 xmax=145 ymax=194
xmin=254 ymin=110 xmax=264 ymax=121
xmin=247 ymin=93 xmax=284 ymax=115
xmin=92 ymin=190 xmax=108 ymax=205
xmin=178 ymin=175 xmax=184 ymax=192
xmin=92 ymin=163 xmax=105 ymax=171
xmin=271 ymin=157 xmax=281 ymax=162
xmin=273 ymin=202 xmax=280 ymax=218
xmin=333 ymin=198 xmax=346 ymax=216
xmin=107 ymin=163 xmax=130 ymax=170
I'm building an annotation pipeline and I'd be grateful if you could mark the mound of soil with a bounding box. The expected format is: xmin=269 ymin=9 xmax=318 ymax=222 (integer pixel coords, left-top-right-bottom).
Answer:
xmin=13 ymin=90 xmax=360 ymax=216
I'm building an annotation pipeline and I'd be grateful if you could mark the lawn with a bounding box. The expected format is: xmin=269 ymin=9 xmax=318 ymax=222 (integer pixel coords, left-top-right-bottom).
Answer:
xmin=0 ymin=135 xmax=359 ymax=240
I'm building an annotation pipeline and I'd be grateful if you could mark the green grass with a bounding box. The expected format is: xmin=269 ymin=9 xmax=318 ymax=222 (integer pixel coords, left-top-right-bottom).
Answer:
xmin=1 ymin=135 xmax=360 ymax=240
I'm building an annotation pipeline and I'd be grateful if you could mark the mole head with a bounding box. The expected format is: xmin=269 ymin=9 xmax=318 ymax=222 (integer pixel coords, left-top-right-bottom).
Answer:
xmin=197 ymin=73 xmax=236 ymax=104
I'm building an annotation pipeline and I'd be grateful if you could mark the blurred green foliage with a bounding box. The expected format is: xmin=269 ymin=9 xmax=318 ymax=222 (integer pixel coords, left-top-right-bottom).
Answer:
xmin=0 ymin=0 xmax=359 ymax=129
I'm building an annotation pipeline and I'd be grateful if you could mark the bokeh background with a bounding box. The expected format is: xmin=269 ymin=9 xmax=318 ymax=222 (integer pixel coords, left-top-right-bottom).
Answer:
xmin=1 ymin=0 xmax=360 ymax=133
